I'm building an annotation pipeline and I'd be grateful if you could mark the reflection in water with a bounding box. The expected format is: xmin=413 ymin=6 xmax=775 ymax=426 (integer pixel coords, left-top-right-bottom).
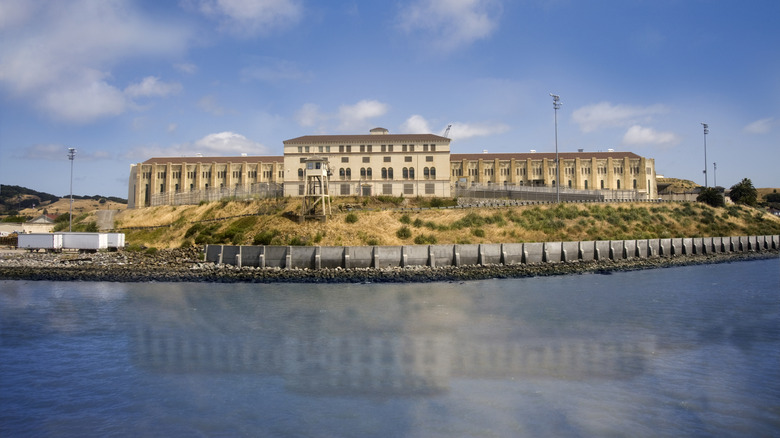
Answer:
xmin=129 ymin=282 xmax=655 ymax=397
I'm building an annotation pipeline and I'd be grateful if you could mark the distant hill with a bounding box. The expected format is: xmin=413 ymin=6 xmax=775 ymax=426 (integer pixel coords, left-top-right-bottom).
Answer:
xmin=0 ymin=185 xmax=126 ymax=214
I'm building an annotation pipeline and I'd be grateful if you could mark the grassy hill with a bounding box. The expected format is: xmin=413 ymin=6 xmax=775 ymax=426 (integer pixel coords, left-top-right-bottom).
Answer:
xmin=82 ymin=196 xmax=780 ymax=250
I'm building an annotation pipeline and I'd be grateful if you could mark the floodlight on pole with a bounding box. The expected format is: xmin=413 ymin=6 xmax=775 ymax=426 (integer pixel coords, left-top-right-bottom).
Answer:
xmin=550 ymin=93 xmax=561 ymax=203
xmin=713 ymin=162 xmax=717 ymax=188
xmin=68 ymin=148 xmax=76 ymax=232
xmin=701 ymin=123 xmax=708 ymax=188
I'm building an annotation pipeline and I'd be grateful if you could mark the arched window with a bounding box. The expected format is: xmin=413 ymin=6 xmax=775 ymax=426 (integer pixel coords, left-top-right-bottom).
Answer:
xmin=402 ymin=167 xmax=409 ymax=179
xmin=633 ymin=179 xmax=637 ymax=189
xmin=617 ymin=180 xmax=621 ymax=189
xmin=430 ymin=167 xmax=436 ymax=179
xmin=381 ymin=168 xmax=387 ymax=179
xmin=297 ymin=168 xmax=303 ymax=179
xmin=367 ymin=168 xmax=372 ymax=178
xmin=552 ymin=180 xmax=556 ymax=187
xmin=568 ymin=180 xmax=572 ymax=188
xmin=423 ymin=167 xmax=430 ymax=179
xmin=339 ymin=168 xmax=345 ymax=179
xmin=388 ymin=168 xmax=394 ymax=179
xmin=360 ymin=168 xmax=366 ymax=178
xmin=345 ymin=168 xmax=351 ymax=179
xmin=409 ymin=167 xmax=414 ymax=179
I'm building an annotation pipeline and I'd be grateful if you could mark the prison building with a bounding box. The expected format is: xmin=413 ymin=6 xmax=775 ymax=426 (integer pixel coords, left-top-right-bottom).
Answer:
xmin=127 ymin=156 xmax=284 ymax=208
xmin=282 ymin=127 xmax=452 ymax=198
xmin=450 ymin=152 xmax=657 ymax=199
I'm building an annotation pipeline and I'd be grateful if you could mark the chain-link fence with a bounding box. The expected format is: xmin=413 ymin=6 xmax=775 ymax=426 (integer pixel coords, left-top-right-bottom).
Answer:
xmin=149 ymin=183 xmax=283 ymax=207
xmin=455 ymin=185 xmax=643 ymax=203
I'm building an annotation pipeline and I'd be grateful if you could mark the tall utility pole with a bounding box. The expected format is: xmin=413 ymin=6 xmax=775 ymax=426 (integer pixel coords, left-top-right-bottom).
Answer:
xmin=550 ymin=94 xmax=562 ymax=203
xmin=701 ymin=123 xmax=708 ymax=188
xmin=68 ymin=148 xmax=76 ymax=232
xmin=713 ymin=162 xmax=717 ymax=188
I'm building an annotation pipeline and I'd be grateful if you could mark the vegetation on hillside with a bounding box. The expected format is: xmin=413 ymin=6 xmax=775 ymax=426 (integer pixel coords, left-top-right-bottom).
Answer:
xmin=104 ymin=196 xmax=780 ymax=250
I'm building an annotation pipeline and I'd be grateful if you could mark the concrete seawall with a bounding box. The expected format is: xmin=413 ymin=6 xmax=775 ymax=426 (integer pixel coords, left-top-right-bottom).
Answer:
xmin=205 ymin=235 xmax=779 ymax=270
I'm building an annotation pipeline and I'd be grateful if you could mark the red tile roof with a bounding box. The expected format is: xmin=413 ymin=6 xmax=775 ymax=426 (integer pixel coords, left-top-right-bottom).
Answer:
xmin=141 ymin=156 xmax=283 ymax=165
xmin=284 ymin=134 xmax=450 ymax=144
xmin=451 ymin=151 xmax=642 ymax=161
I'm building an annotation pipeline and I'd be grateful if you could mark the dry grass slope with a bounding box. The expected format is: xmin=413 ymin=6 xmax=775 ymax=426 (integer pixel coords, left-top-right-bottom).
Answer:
xmin=101 ymin=197 xmax=780 ymax=250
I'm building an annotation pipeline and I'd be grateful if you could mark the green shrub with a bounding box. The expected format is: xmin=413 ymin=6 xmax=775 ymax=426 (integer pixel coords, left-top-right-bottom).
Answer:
xmin=399 ymin=214 xmax=411 ymax=224
xmin=413 ymin=218 xmax=423 ymax=228
xmin=472 ymin=228 xmax=485 ymax=238
xmin=253 ymin=229 xmax=280 ymax=245
xmin=345 ymin=213 xmax=358 ymax=223
xmin=414 ymin=234 xmax=437 ymax=244
xmin=396 ymin=226 xmax=412 ymax=239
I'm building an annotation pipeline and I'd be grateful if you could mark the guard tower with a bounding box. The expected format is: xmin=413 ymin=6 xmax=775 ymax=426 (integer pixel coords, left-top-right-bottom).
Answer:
xmin=300 ymin=156 xmax=332 ymax=222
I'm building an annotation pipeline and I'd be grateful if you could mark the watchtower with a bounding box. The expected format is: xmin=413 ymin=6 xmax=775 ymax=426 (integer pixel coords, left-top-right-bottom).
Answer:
xmin=300 ymin=156 xmax=332 ymax=222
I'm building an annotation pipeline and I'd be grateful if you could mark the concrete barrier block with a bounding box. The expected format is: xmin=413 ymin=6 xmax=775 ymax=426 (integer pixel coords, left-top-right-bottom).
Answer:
xmin=459 ymin=244 xmax=480 ymax=266
xmin=623 ymin=240 xmax=637 ymax=259
xmin=376 ymin=246 xmax=403 ymax=268
xmin=524 ymin=242 xmax=544 ymax=264
xmin=350 ymin=246 xmax=374 ymax=268
xmin=737 ymin=236 xmax=748 ymax=252
xmin=290 ymin=247 xmax=317 ymax=269
xmin=404 ymin=245 xmax=430 ymax=267
xmin=562 ymin=241 xmax=579 ymax=262
xmin=263 ymin=246 xmax=288 ymax=268
xmin=772 ymin=235 xmax=779 ymax=250
xmin=430 ymin=245 xmax=455 ymax=267
xmin=681 ymin=238 xmax=693 ymax=255
xmin=319 ymin=246 xmax=345 ymax=269
xmin=595 ymin=241 xmax=610 ymax=260
xmin=635 ymin=240 xmax=648 ymax=258
xmin=502 ymin=243 xmax=523 ymax=265
xmin=220 ymin=245 xmax=241 ymax=265
xmin=671 ymin=238 xmax=683 ymax=256
xmin=205 ymin=244 xmax=222 ymax=263
xmin=579 ymin=241 xmax=596 ymax=261
xmin=647 ymin=239 xmax=660 ymax=257
xmin=240 ymin=245 xmax=263 ymax=267
xmin=478 ymin=244 xmax=502 ymax=265
xmin=544 ymin=242 xmax=562 ymax=263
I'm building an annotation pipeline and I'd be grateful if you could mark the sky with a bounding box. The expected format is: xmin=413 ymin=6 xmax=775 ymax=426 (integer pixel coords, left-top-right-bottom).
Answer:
xmin=1 ymin=0 xmax=778 ymax=199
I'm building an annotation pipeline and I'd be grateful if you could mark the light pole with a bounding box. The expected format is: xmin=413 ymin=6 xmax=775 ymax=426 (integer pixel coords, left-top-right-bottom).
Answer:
xmin=67 ymin=148 xmax=76 ymax=232
xmin=713 ymin=162 xmax=717 ymax=188
xmin=701 ymin=123 xmax=708 ymax=188
xmin=550 ymin=93 xmax=561 ymax=203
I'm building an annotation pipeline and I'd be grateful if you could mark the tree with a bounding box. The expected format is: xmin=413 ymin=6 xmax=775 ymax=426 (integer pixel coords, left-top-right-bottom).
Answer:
xmin=697 ymin=187 xmax=725 ymax=207
xmin=728 ymin=178 xmax=758 ymax=206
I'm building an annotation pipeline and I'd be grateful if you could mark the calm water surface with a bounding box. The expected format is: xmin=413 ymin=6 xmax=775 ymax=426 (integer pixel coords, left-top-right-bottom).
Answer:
xmin=1 ymin=258 xmax=779 ymax=437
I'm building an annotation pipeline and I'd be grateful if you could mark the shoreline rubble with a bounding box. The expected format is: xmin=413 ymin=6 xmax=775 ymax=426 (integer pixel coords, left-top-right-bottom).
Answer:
xmin=0 ymin=246 xmax=777 ymax=283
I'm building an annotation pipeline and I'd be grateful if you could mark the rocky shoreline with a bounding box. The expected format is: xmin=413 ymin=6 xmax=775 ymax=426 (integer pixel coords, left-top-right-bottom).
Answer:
xmin=1 ymin=246 xmax=777 ymax=283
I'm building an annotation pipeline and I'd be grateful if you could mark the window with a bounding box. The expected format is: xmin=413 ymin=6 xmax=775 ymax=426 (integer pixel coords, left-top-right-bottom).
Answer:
xmin=405 ymin=156 xmax=412 ymax=162
xmin=584 ymin=180 xmax=589 ymax=189
xmin=431 ymin=144 xmax=436 ymax=152
xmin=430 ymin=167 xmax=436 ymax=179
xmin=360 ymin=145 xmax=366 ymax=153
xmin=409 ymin=167 xmax=414 ymax=179
xmin=423 ymin=144 xmax=428 ymax=152
xmin=297 ymin=147 xmax=302 ymax=153
xmin=633 ymin=179 xmax=637 ymax=189
xmin=383 ymin=184 xmax=393 ymax=195
xmin=346 ymin=168 xmax=351 ymax=179
xmin=381 ymin=145 xmax=386 ymax=152
xmin=340 ymin=184 xmax=350 ymax=195
xmin=383 ymin=156 xmax=391 ymax=162
xmin=366 ymin=168 xmax=372 ymax=178
xmin=360 ymin=168 xmax=366 ymax=178
xmin=339 ymin=145 xmax=344 ymax=153
xmin=382 ymin=168 xmax=387 ymax=179
xmin=404 ymin=184 xmax=414 ymax=195
xmin=425 ymin=183 xmax=435 ymax=194
xmin=298 ymin=184 xmax=304 ymax=195
xmin=568 ymin=180 xmax=572 ymax=188
xmin=600 ymin=180 xmax=604 ymax=189
xmin=341 ymin=157 xmax=349 ymax=163
xmin=426 ymin=156 xmax=433 ymax=162
xmin=388 ymin=168 xmax=393 ymax=179
xmin=339 ymin=168 xmax=345 ymax=179
xmin=298 ymin=168 xmax=304 ymax=179
xmin=402 ymin=168 xmax=409 ymax=179
xmin=402 ymin=144 xmax=407 ymax=152
xmin=388 ymin=145 xmax=393 ymax=152
xmin=362 ymin=157 xmax=370 ymax=163
xmin=423 ymin=167 xmax=430 ymax=179
xmin=617 ymin=180 xmax=621 ymax=189
xmin=409 ymin=144 xmax=415 ymax=152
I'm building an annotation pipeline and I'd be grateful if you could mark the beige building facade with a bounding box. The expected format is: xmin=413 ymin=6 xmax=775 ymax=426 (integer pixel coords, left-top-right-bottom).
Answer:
xmin=282 ymin=128 xmax=452 ymax=198
xmin=450 ymin=152 xmax=657 ymax=199
xmin=128 ymin=156 xmax=284 ymax=209
xmin=127 ymin=129 xmax=657 ymax=208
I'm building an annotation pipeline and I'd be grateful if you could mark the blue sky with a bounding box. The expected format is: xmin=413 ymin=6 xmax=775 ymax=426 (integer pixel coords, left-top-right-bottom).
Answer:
xmin=1 ymin=0 xmax=778 ymax=199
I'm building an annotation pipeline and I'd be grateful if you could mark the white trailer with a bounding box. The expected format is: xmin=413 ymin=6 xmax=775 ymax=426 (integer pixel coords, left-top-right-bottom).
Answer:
xmin=17 ymin=233 xmax=63 ymax=251
xmin=59 ymin=232 xmax=108 ymax=251
xmin=105 ymin=233 xmax=126 ymax=250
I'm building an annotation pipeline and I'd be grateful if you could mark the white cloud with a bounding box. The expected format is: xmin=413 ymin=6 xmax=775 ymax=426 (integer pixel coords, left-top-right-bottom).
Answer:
xmin=295 ymin=103 xmax=325 ymax=128
xmin=192 ymin=0 xmax=303 ymax=37
xmin=572 ymin=102 xmax=668 ymax=133
xmin=400 ymin=115 xmax=432 ymax=134
xmin=127 ymin=131 xmax=268 ymax=159
xmin=240 ymin=58 xmax=310 ymax=83
xmin=197 ymin=95 xmax=227 ymax=116
xmin=174 ymin=63 xmax=198 ymax=74
xmin=0 ymin=0 xmax=190 ymax=123
xmin=398 ymin=0 xmax=502 ymax=52
xmin=621 ymin=125 xmax=680 ymax=147
xmin=743 ymin=117 xmax=774 ymax=134
xmin=446 ymin=121 xmax=510 ymax=140
xmin=124 ymin=76 xmax=182 ymax=98
xmin=337 ymin=100 xmax=388 ymax=131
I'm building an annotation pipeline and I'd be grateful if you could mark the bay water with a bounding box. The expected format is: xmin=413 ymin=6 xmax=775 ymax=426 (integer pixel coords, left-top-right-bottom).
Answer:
xmin=1 ymin=258 xmax=779 ymax=437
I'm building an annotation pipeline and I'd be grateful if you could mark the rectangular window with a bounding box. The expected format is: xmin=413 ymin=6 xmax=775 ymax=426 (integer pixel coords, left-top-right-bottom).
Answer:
xmin=341 ymin=157 xmax=349 ymax=163
xmin=383 ymin=184 xmax=393 ymax=195
xmin=297 ymin=147 xmax=302 ymax=153
xmin=431 ymin=144 xmax=436 ymax=152
xmin=298 ymin=184 xmax=304 ymax=195
xmin=404 ymin=184 xmax=414 ymax=195
xmin=388 ymin=145 xmax=393 ymax=152
xmin=362 ymin=157 xmax=370 ymax=163
xmin=404 ymin=156 xmax=412 ymax=162
xmin=346 ymin=145 xmax=352 ymax=153
xmin=360 ymin=145 xmax=366 ymax=153
xmin=426 ymin=156 xmax=433 ymax=162
xmin=300 ymin=158 xmax=306 ymax=163
xmin=367 ymin=145 xmax=372 ymax=153
xmin=402 ymin=144 xmax=407 ymax=152
xmin=423 ymin=144 xmax=429 ymax=152
xmin=339 ymin=145 xmax=344 ymax=153
xmin=383 ymin=156 xmax=391 ymax=162
xmin=340 ymin=184 xmax=350 ymax=195
xmin=381 ymin=145 xmax=386 ymax=152
xmin=425 ymin=183 xmax=435 ymax=195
